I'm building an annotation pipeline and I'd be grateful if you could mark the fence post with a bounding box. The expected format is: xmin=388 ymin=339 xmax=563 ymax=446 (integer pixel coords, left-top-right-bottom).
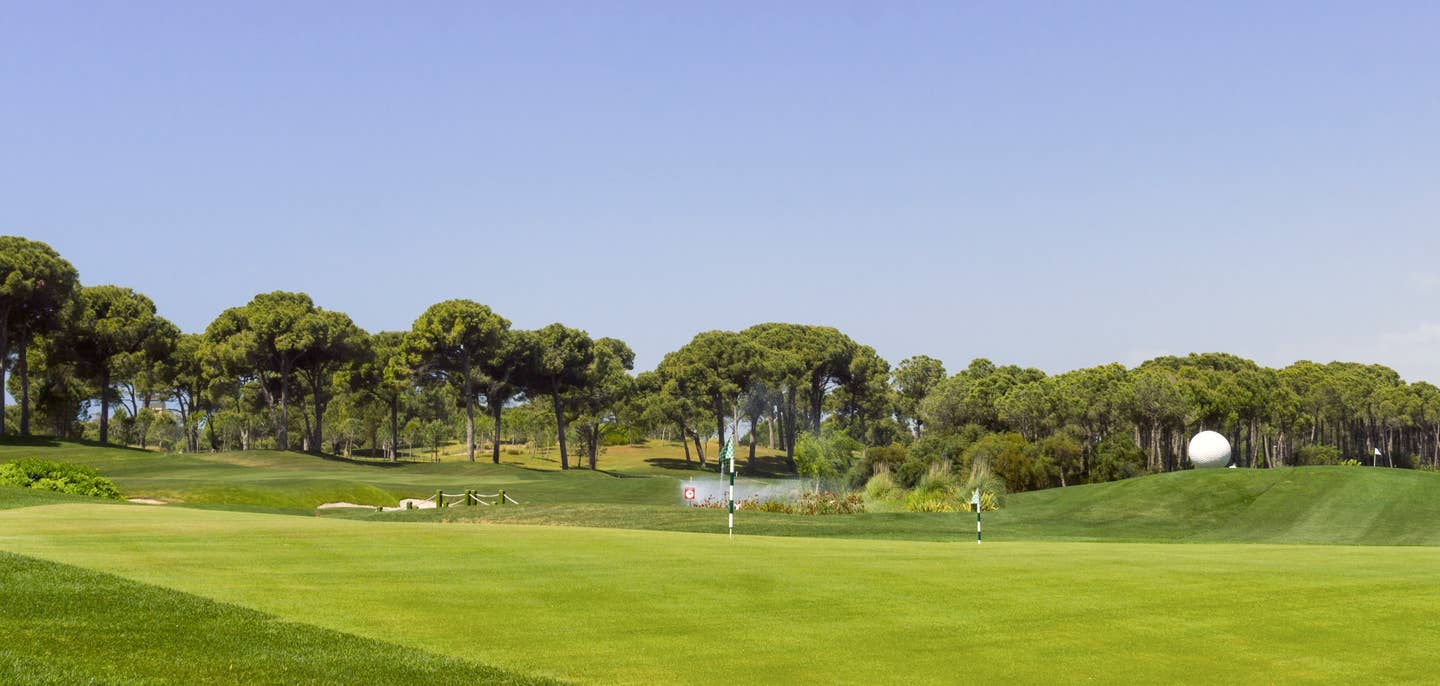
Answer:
xmin=498 ymin=489 xmax=505 ymax=506
xmin=435 ymin=489 xmax=443 ymax=508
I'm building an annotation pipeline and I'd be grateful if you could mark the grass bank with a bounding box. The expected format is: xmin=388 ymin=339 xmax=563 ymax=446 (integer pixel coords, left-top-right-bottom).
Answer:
xmin=2 ymin=503 xmax=1438 ymax=685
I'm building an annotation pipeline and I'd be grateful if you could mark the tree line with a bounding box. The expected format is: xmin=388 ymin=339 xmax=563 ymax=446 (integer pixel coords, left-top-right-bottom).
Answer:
xmin=4 ymin=236 xmax=1438 ymax=490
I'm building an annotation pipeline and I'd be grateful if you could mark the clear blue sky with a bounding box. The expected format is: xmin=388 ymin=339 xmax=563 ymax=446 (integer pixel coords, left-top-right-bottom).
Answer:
xmin=5 ymin=2 xmax=1438 ymax=380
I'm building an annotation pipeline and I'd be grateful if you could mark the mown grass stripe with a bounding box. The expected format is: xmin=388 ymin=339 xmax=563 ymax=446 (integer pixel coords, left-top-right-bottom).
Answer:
xmin=0 ymin=551 xmax=562 ymax=686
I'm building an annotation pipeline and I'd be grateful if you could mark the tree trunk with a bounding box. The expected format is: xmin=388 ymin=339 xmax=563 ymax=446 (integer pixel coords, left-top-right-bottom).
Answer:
xmin=277 ymin=371 xmax=290 ymax=450
xmin=690 ymin=428 xmax=707 ymax=466
xmin=588 ymin=422 xmax=599 ymax=470
xmin=99 ymin=367 xmax=111 ymax=443
xmin=0 ymin=319 xmax=8 ymax=436
xmin=748 ymin=417 xmax=758 ymax=474
xmin=176 ymin=402 xmax=190 ymax=453
xmin=491 ymin=402 xmax=503 ymax=464
xmin=464 ymin=359 xmax=476 ymax=462
xmin=301 ymin=412 xmax=312 ymax=452
xmin=310 ymin=374 xmax=328 ymax=454
xmin=465 ymin=394 xmax=476 ymax=462
xmin=679 ymin=422 xmax=692 ymax=465
xmin=551 ymin=391 xmax=569 ymax=470
xmin=389 ymin=399 xmax=399 ymax=462
xmin=783 ymin=390 xmax=798 ymax=472
xmin=18 ymin=329 xmax=31 ymax=436
xmin=809 ymin=380 xmax=824 ymax=433
xmin=715 ymin=409 xmax=727 ymax=463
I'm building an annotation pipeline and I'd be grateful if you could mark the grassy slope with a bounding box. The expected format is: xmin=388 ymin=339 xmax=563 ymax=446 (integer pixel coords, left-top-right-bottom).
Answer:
xmin=365 ymin=466 xmax=1440 ymax=546
xmin=2 ymin=503 xmax=1438 ymax=685
xmin=0 ymin=486 xmax=98 ymax=510
xmin=0 ymin=438 xmax=680 ymax=511
xmin=0 ymin=551 xmax=558 ymax=685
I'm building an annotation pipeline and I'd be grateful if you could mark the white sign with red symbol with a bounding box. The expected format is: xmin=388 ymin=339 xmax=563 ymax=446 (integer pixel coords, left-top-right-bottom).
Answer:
xmin=683 ymin=486 xmax=697 ymax=501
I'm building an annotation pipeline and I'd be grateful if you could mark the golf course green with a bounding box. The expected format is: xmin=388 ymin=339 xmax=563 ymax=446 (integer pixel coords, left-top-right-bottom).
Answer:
xmin=3 ymin=440 xmax=1440 ymax=684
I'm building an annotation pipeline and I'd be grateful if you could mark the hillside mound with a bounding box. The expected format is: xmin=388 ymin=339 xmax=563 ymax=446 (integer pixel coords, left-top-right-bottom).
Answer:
xmin=997 ymin=466 xmax=1440 ymax=545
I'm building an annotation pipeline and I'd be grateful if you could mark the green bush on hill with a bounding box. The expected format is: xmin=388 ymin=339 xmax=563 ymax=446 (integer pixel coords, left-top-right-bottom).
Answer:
xmin=0 ymin=459 xmax=122 ymax=500
xmin=1293 ymin=445 xmax=1342 ymax=466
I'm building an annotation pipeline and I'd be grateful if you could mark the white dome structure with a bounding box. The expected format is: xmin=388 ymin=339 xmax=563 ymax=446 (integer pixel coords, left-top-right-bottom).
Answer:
xmin=1188 ymin=431 xmax=1232 ymax=469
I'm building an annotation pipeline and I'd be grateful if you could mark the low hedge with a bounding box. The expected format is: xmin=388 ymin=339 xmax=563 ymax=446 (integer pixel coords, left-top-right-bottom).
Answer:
xmin=0 ymin=459 xmax=123 ymax=500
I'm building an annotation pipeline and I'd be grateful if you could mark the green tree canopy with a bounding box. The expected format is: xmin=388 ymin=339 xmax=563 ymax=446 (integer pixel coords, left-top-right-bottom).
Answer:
xmin=403 ymin=300 xmax=510 ymax=462
xmin=0 ymin=236 xmax=79 ymax=435
xmin=67 ymin=285 xmax=167 ymax=443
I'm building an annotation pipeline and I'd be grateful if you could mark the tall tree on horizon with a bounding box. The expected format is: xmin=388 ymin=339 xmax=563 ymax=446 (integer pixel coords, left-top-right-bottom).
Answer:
xmin=68 ymin=285 xmax=166 ymax=444
xmin=569 ymin=336 xmax=636 ymax=470
xmin=478 ymin=329 xmax=533 ymax=464
xmin=892 ymin=355 xmax=945 ymax=438
xmin=403 ymin=300 xmax=509 ymax=462
xmin=520 ymin=323 xmax=594 ymax=470
xmin=204 ymin=291 xmax=324 ymax=451
xmin=338 ymin=331 xmax=412 ymax=461
xmin=0 ymin=236 xmax=80 ymax=436
xmin=294 ymin=309 xmax=367 ymax=452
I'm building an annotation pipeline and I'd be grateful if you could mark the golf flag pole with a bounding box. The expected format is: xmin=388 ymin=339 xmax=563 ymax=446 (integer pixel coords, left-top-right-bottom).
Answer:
xmin=972 ymin=488 xmax=982 ymax=544
xmin=721 ymin=438 xmax=736 ymax=539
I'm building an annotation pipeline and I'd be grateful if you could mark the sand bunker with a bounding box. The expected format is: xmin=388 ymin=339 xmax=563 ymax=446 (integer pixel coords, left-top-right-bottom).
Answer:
xmin=316 ymin=498 xmax=437 ymax=512
xmin=126 ymin=498 xmax=168 ymax=505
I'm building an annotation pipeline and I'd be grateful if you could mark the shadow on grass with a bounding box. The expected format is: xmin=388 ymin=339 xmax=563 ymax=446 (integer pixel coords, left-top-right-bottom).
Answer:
xmin=0 ymin=435 xmax=151 ymax=453
xmin=301 ymin=452 xmax=414 ymax=469
xmin=645 ymin=455 xmax=796 ymax=478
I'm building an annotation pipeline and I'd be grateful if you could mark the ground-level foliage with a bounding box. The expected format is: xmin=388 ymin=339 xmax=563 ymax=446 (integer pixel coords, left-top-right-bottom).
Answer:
xmin=0 ymin=458 xmax=121 ymax=499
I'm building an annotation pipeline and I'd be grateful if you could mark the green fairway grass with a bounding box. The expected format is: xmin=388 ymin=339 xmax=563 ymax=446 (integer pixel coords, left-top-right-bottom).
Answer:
xmin=1 ymin=503 xmax=1438 ymax=685
xmin=7 ymin=439 xmax=1440 ymax=545
xmin=0 ymin=551 xmax=558 ymax=685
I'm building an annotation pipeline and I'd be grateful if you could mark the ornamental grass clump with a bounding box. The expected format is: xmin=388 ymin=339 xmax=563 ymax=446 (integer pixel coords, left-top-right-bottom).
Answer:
xmin=959 ymin=458 xmax=1006 ymax=512
xmin=905 ymin=463 xmax=961 ymax=512
xmin=863 ymin=466 xmax=903 ymax=504
xmin=903 ymin=460 xmax=1005 ymax=513
xmin=0 ymin=459 xmax=123 ymax=500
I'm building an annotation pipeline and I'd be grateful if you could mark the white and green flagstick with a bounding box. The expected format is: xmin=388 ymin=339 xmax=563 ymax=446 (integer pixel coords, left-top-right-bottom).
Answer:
xmin=720 ymin=438 xmax=736 ymax=539
xmin=972 ymin=488 xmax=982 ymax=544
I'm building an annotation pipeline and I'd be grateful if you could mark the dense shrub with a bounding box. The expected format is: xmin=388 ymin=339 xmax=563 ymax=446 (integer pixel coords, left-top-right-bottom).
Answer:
xmin=965 ymin=432 xmax=1054 ymax=492
xmin=0 ymin=459 xmax=123 ymax=500
xmin=897 ymin=427 xmax=985 ymax=487
xmin=601 ymin=426 xmax=637 ymax=446
xmin=846 ymin=444 xmax=908 ymax=489
xmin=1293 ymin=445 xmax=1342 ymax=466
xmin=1087 ymin=433 xmax=1147 ymax=483
xmin=794 ymin=429 xmax=862 ymax=484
